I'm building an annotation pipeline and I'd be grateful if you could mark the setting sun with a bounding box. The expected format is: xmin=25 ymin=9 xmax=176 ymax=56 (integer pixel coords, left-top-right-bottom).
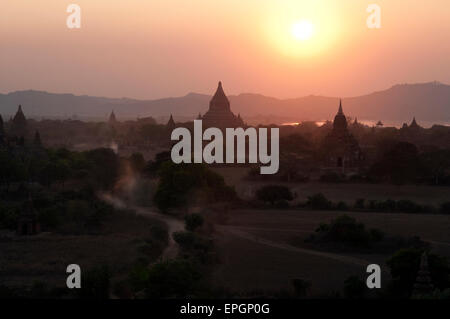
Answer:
xmin=292 ymin=20 xmax=314 ymax=41
xmin=263 ymin=1 xmax=342 ymax=59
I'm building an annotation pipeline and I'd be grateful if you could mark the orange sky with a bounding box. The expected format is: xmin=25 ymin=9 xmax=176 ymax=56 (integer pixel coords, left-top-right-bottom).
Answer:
xmin=1 ymin=0 xmax=450 ymax=99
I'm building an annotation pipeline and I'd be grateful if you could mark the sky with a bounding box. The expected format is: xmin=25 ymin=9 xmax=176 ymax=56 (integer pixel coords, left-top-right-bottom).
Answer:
xmin=1 ymin=0 xmax=450 ymax=99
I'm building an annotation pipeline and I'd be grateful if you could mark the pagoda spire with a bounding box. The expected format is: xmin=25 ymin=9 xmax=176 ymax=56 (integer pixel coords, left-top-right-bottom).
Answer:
xmin=209 ymin=81 xmax=230 ymax=111
xmin=11 ymin=104 xmax=28 ymax=138
xmin=338 ymin=99 xmax=343 ymax=114
xmin=412 ymin=252 xmax=434 ymax=297
xmin=0 ymin=114 xmax=4 ymax=135
xmin=410 ymin=117 xmax=419 ymax=128
xmin=109 ymin=110 xmax=117 ymax=124
xmin=167 ymin=114 xmax=175 ymax=128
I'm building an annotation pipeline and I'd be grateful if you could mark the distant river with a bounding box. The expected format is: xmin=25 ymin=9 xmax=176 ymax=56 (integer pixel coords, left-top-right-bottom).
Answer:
xmin=282 ymin=120 xmax=450 ymax=129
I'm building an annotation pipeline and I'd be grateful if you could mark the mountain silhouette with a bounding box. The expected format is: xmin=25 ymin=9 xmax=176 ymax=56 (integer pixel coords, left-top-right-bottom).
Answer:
xmin=0 ymin=82 xmax=449 ymax=122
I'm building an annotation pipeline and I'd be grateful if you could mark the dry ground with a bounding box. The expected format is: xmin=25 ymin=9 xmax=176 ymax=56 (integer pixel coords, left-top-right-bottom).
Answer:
xmin=212 ymin=208 xmax=450 ymax=295
xmin=209 ymin=167 xmax=450 ymax=295
xmin=0 ymin=212 xmax=166 ymax=289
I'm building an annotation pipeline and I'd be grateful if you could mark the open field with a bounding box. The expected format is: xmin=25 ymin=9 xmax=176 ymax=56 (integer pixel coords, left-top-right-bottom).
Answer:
xmin=212 ymin=167 xmax=450 ymax=205
xmin=0 ymin=212 xmax=167 ymax=289
xmin=212 ymin=208 xmax=450 ymax=295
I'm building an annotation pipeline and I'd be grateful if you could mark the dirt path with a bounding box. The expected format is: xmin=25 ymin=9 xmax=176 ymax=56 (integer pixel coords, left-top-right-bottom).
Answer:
xmin=101 ymin=194 xmax=184 ymax=259
xmin=217 ymin=225 xmax=372 ymax=267
xmin=132 ymin=205 xmax=184 ymax=259
xmin=102 ymin=194 xmax=376 ymax=267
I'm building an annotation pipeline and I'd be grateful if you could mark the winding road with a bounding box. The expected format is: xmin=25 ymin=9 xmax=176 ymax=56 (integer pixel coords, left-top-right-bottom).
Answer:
xmin=103 ymin=194 xmax=375 ymax=268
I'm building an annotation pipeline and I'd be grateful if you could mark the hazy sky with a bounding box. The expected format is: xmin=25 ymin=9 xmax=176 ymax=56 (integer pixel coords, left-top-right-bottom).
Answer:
xmin=1 ymin=0 xmax=450 ymax=99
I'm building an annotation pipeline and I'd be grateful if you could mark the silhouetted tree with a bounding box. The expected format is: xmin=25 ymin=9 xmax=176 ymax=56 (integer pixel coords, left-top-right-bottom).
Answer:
xmin=256 ymin=185 xmax=293 ymax=205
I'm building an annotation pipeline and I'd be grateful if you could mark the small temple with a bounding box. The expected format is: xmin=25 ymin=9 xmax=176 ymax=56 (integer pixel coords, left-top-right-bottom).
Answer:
xmin=17 ymin=196 xmax=40 ymax=236
xmin=10 ymin=105 xmax=28 ymax=138
xmin=166 ymin=114 xmax=176 ymax=130
xmin=0 ymin=114 xmax=5 ymax=145
xmin=109 ymin=110 xmax=117 ymax=125
xmin=198 ymin=82 xmax=245 ymax=128
xmin=412 ymin=252 xmax=434 ymax=297
xmin=409 ymin=117 xmax=421 ymax=129
xmin=320 ymin=100 xmax=363 ymax=172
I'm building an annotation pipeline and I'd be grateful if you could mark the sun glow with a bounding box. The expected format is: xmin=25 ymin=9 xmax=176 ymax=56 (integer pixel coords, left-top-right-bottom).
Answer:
xmin=292 ymin=20 xmax=314 ymax=41
xmin=263 ymin=1 xmax=342 ymax=58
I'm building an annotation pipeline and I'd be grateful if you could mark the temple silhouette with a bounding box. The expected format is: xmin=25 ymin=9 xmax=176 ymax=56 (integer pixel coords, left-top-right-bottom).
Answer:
xmin=321 ymin=100 xmax=363 ymax=172
xmin=197 ymin=81 xmax=245 ymax=128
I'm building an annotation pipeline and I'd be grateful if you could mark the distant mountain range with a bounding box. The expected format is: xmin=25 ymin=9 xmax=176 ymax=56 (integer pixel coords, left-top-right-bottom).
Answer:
xmin=1 ymin=82 xmax=449 ymax=124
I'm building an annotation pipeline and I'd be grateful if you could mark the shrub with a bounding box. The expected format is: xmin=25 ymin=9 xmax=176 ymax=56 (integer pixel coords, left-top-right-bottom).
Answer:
xmin=369 ymin=228 xmax=385 ymax=242
xmin=255 ymin=185 xmax=293 ymax=205
xmin=396 ymin=200 xmax=422 ymax=214
xmin=128 ymin=262 xmax=150 ymax=292
xmin=173 ymin=231 xmax=215 ymax=264
xmin=306 ymin=193 xmax=332 ymax=210
xmin=154 ymin=162 xmax=237 ymax=212
xmin=378 ymin=199 xmax=397 ymax=212
xmin=79 ymin=265 xmax=111 ymax=299
xmin=343 ymin=276 xmax=366 ymax=299
xmin=150 ymin=224 xmax=169 ymax=244
xmin=275 ymin=199 xmax=290 ymax=209
xmin=312 ymin=215 xmax=382 ymax=248
xmin=336 ymin=201 xmax=349 ymax=211
xmin=354 ymin=198 xmax=365 ymax=210
xmin=184 ymin=213 xmax=204 ymax=232
xmin=0 ymin=205 xmax=19 ymax=230
xmin=325 ymin=215 xmax=371 ymax=247
xmin=173 ymin=231 xmax=196 ymax=248
xmin=291 ymin=278 xmax=311 ymax=297
xmin=320 ymin=172 xmax=344 ymax=183
xmin=440 ymin=202 xmax=450 ymax=214
xmin=38 ymin=206 xmax=61 ymax=230
xmin=145 ymin=259 xmax=202 ymax=298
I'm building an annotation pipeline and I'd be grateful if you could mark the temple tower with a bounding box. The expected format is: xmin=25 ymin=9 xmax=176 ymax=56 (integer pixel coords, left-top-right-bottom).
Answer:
xmin=412 ymin=252 xmax=434 ymax=297
xmin=0 ymin=114 xmax=5 ymax=145
xmin=17 ymin=195 xmax=40 ymax=236
xmin=10 ymin=105 xmax=28 ymax=138
xmin=109 ymin=110 xmax=117 ymax=125
xmin=201 ymin=82 xmax=244 ymax=128
xmin=166 ymin=114 xmax=176 ymax=131
xmin=320 ymin=100 xmax=363 ymax=172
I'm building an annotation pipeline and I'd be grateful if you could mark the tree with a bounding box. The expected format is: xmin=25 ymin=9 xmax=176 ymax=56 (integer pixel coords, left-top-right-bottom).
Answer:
xmin=369 ymin=142 xmax=425 ymax=184
xmin=291 ymin=278 xmax=311 ymax=297
xmin=0 ymin=150 xmax=27 ymax=188
xmin=129 ymin=152 xmax=146 ymax=173
xmin=145 ymin=259 xmax=202 ymax=298
xmin=344 ymin=276 xmax=366 ymax=299
xmin=255 ymin=185 xmax=293 ymax=205
xmin=184 ymin=213 xmax=204 ymax=232
xmin=306 ymin=193 xmax=332 ymax=210
xmin=154 ymin=162 xmax=236 ymax=212
xmin=421 ymin=150 xmax=450 ymax=185
xmin=85 ymin=148 xmax=120 ymax=189
xmin=39 ymin=160 xmax=70 ymax=188
xmin=79 ymin=265 xmax=110 ymax=299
